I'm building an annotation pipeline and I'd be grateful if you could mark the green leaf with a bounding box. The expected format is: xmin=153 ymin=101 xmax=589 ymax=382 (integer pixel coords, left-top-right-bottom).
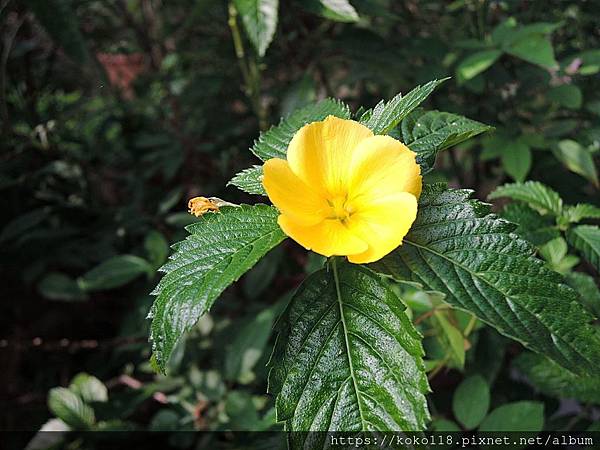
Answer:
xmin=434 ymin=311 xmax=465 ymax=369
xmin=268 ymin=261 xmax=429 ymax=438
xmin=299 ymin=0 xmax=359 ymax=23
xmin=225 ymin=306 xmax=278 ymax=384
xmin=233 ymin=0 xmax=279 ymax=57
xmin=452 ymin=375 xmax=490 ymax=430
xmin=47 ymin=388 xmax=95 ymax=430
xmin=251 ymin=99 xmax=351 ymax=161
xmin=149 ymin=205 xmax=286 ymax=372
xmin=506 ymin=32 xmax=558 ymax=69
xmin=554 ymin=139 xmax=599 ymax=187
xmin=479 ymin=401 xmax=544 ymax=432
xmin=78 ymin=255 xmax=153 ymax=291
xmin=38 ymin=272 xmax=87 ymax=301
xmin=567 ymin=225 xmax=600 ymax=273
xmin=145 ymin=231 xmax=170 ymax=269
xmin=400 ymin=109 xmax=492 ymax=174
xmin=562 ymin=203 xmax=600 ymax=223
xmin=515 ymin=352 xmax=600 ymax=405
xmin=360 ymin=78 xmax=448 ymax=135
xmin=0 ymin=208 xmax=48 ymax=243
xmin=501 ymin=139 xmax=531 ymax=182
xmin=538 ymin=237 xmax=579 ymax=274
xmin=456 ymin=50 xmax=502 ymax=84
xmin=548 ymin=85 xmax=583 ymax=109
xmin=69 ymin=373 xmax=108 ymax=403
xmin=228 ymin=165 xmax=266 ymax=196
xmin=499 ymin=203 xmax=559 ymax=246
xmin=488 ymin=181 xmax=563 ymax=216
xmin=565 ymin=272 xmax=600 ymax=317
xmin=371 ymin=184 xmax=600 ymax=377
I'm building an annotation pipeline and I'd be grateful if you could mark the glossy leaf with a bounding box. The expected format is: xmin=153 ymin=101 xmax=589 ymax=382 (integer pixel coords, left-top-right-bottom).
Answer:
xmin=251 ymin=99 xmax=351 ymax=161
xmin=371 ymin=184 xmax=600 ymax=377
xmin=400 ymin=109 xmax=491 ymax=174
xmin=567 ymin=225 xmax=600 ymax=273
xmin=515 ymin=352 xmax=600 ymax=404
xmin=149 ymin=205 xmax=286 ymax=372
xmin=233 ymin=0 xmax=279 ymax=57
xmin=360 ymin=79 xmax=448 ymax=135
xmin=228 ymin=165 xmax=266 ymax=196
xmin=268 ymin=261 xmax=429 ymax=440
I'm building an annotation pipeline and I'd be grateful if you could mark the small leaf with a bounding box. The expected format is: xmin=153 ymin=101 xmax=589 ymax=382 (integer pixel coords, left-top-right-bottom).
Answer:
xmin=69 ymin=373 xmax=108 ymax=403
xmin=145 ymin=231 xmax=169 ymax=269
xmin=401 ymin=109 xmax=492 ymax=174
xmin=501 ymin=139 xmax=531 ymax=182
xmin=562 ymin=203 xmax=600 ymax=223
xmin=452 ymin=375 xmax=490 ymax=430
xmin=553 ymin=139 xmax=599 ymax=187
xmin=233 ymin=0 xmax=279 ymax=57
xmin=434 ymin=311 xmax=465 ymax=369
xmin=47 ymin=388 xmax=95 ymax=430
xmin=371 ymin=184 xmax=600 ymax=377
xmin=565 ymin=272 xmax=600 ymax=317
xmin=515 ymin=352 xmax=600 ymax=405
xmin=38 ymin=272 xmax=87 ymax=301
xmin=488 ymin=181 xmax=563 ymax=216
xmin=228 ymin=165 xmax=266 ymax=196
xmin=268 ymin=261 xmax=429 ymax=438
xmin=548 ymin=85 xmax=583 ymax=109
xmin=149 ymin=205 xmax=286 ymax=372
xmin=506 ymin=34 xmax=558 ymax=69
xmin=567 ymin=225 xmax=600 ymax=273
xmin=360 ymin=78 xmax=448 ymax=135
xmin=479 ymin=401 xmax=544 ymax=432
xmin=499 ymin=203 xmax=559 ymax=246
xmin=78 ymin=255 xmax=153 ymax=291
xmin=299 ymin=0 xmax=359 ymax=23
xmin=456 ymin=50 xmax=502 ymax=84
xmin=251 ymin=99 xmax=351 ymax=161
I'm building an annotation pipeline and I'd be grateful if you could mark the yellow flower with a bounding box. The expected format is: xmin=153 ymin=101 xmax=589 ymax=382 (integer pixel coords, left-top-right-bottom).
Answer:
xmin=262 ymin=115 xmax=422 ymax=264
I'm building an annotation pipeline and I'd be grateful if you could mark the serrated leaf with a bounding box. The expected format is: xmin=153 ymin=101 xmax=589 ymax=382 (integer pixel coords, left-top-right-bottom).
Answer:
xmin=251 ymin=99 xmax=351 ymax=161
xmin=562 ymin=203 xmax=600 ymax=223
xmin=69 ymin=373 xmax=108 ymax=403
xmin=47 ymin=388 xmax=95 ymax=430
xmin=452 ymin=375 xmax=490 ymax=430
xmin=300 ymin=0 xmax=359 ymax=22
xmin=456 ymin=50 xmax=502 ymax=84
xmin=567 ymin=225 xmax=600 ymax=273
xmin=515 ymin=352 xmax=600 ymax=404
xmin=488 ymin=181 xmax=563 ymax=216
xmin=499 ymin=203 xmax=559 ymax=246
xmin=479 ymin=401 xmax=544 ymax=432
xmin=228 ymin=165 xmax=266 ymax=195
xmin=401 ymin=110 xmax=492 ymax=174
xmin=360 ymin=79 xmax=448 ymax=135
xmin=565 ymin=272 xmax=600 ymax=317
xmin=371 ymin=184 xmax=600 ymax=377
xmin=268 ymin=261 xmax=429 ymax=440
xmin=149 ymin=205 xmax=286 ymax=372
xmin=233 ymin=0 xmax=279 ymax=57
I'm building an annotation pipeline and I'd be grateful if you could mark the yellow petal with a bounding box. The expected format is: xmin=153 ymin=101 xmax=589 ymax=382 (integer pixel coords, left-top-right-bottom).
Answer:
xmin=347 ymin=192 xmax=418 ymax=264
xmin=287 ymin=116 xmax=373 ymax=196
xmin=278 ymin=215 xmax=368 ymax=257
xmin=263 ymin=158 xmax=329 ymax=226
xmin=348 ymin=135 xmax=422 ymax=203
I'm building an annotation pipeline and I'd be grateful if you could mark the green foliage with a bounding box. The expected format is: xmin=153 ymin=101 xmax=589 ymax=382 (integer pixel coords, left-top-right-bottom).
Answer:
xmin=47 ymin=388 xmax=95 ymax=430
xmin=371 ymin=184 xmax=600 ymax=377
xmin=456 ymin=50 xmax=502 ymax=84
xmin=233 ymin=0 xmax=279 ymax=57
xmin=228 ymin=165 xmax=266 ymax=196
xmin=479 ymin=401 xmax=544 ymax=432
xmin=149 ymin=205 xmax=286 ymax=372
xmin=78 ymin=255 xmax=153 ymax=291
xmin=553 ymin=140 xmax=599 ymax=187
xmin=360 ymin=79 xmax=448 ymax=135
xmin=268 ymin=261 xmax=429 ymax=438
xmin=299 ymin=0 xmax=359 ymax=23
xmin=488 ymin=181 xmax=563 ymax=216
xmin=401 ymin=110 xmax=492 ymax=174
xmin=567 ymin=225 xmax=600 ymax=273
xmin=251 ymin=99 xmax=351 ymax=161
xmin=452 ymin=375 xmax=490 ymax=430
xmin=515 ymin=352 xmax=600 ymax=404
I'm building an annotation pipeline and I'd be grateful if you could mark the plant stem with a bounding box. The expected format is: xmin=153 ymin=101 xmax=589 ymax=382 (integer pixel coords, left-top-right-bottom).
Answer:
xmin=228 ymin=3 xmax=267 ymax=130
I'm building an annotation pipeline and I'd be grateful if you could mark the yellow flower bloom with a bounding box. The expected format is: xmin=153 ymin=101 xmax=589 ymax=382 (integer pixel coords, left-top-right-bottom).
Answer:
xmin=262 ymin=115 xmax=422 ymax=264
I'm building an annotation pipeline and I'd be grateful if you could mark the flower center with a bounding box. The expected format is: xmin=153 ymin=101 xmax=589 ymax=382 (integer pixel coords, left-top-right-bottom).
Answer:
xmin=327 ymin=194 xmax=355 ymax=223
